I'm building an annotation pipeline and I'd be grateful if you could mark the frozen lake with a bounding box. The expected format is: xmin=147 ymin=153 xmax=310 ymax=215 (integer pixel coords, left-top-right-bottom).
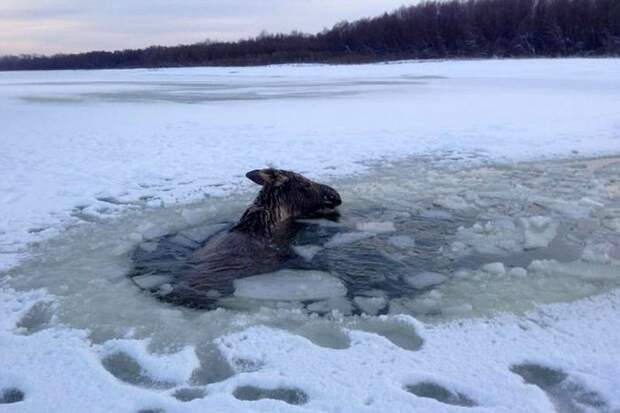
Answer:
xmin=1 ymin=59 xmax=620 ymax=412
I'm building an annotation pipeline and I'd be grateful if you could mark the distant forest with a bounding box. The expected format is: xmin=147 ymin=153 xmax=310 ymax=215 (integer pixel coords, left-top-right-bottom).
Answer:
xmin=1 ymin=0 xmax=619 ymax=71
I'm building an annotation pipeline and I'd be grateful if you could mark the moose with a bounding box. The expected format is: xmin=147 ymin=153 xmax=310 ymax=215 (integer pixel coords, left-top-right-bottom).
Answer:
xmin=164 ymin=168 xmax=342 ymax=308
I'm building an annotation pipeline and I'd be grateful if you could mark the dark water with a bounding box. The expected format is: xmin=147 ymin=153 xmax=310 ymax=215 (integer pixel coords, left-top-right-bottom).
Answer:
xmin=129 ymin=203 xmax=470 ymax=313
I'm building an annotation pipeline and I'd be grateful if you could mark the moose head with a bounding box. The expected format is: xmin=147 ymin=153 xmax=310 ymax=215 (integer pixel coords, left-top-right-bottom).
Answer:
xmin=235 ymin=168 xmax=342 ymax=236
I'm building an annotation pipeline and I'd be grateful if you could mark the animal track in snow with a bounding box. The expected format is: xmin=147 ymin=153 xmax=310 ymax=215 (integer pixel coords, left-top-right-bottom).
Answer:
xmin=405 ymin=381 xmax=476 ymax=407
xmin=0 ymin=388 xmax=25 ymax=404
xmin=511 ymin=363 xmax=609 ymax=413
xmin=101 ymin=352 xmax=175 ymax=389
xmin=233 ymin=385 xmax=308 ymax=405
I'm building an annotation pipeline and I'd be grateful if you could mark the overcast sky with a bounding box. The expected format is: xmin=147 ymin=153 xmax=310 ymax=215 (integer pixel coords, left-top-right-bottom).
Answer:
xmin=0 ymin=1 xmax=411 ymax=55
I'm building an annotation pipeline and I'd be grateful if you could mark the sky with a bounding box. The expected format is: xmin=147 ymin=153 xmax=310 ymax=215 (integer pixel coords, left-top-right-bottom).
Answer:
xmin=0 ymin=1 xmax=410 ymax=56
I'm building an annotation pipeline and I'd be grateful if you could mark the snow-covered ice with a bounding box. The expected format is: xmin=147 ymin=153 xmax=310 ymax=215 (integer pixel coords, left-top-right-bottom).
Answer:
xmin=1 ymin=58 xmax=620 ymax=412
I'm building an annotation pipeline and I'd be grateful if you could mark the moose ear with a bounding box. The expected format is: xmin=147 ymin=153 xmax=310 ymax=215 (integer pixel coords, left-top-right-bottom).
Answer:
xmin=245 ymin=169 xmax=288 ymax=186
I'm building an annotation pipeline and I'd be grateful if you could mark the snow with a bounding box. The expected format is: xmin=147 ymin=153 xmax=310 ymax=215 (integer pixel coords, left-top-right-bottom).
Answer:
xmin=233 ymin=269 xmax=347 ymax=301
xmin=1 ymin=58 xmax=620 ymax=412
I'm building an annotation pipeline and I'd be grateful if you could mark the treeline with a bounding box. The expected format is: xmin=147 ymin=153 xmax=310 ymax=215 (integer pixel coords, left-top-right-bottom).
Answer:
xmin=1 ymin=0 xmax=619 ymax=71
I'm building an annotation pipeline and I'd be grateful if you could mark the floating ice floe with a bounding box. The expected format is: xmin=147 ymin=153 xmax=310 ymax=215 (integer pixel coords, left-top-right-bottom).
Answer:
xmin=519 ymin=216 xmax=558 ymax=250
xmin=306 ymin=297 xmax=353 ymax=315
xmin=508 ymin=267 xmax=528 ymax=278
xmin=180 ymin=208 xmax=209 ymax=226
xmin=132 ymin=275 xmax=172 ymax=290
xmin=434 ymin=195 xmax=471 ymax=210
xmin=419 ymin=208 xmax=453 ymax=220
xmin=389 ymin=293 xmax=442 ymax=316
xmin=387 ymin=235 xmax=416 ymax=249
xmin=353 ymin=296 xmax=388 ymax=316
xmin=481 ymin=262 xmax=506 ymax=276
xmin=528 ymin=259 xmax=620 ymax=281
xmin=324 ymin=232 xmax=374 ymax=248
xmin=178 ymin=223 xmax=228 ymax=243
xmin=449 ymin=215 xmax=559 ymax=258
xmin=296 ymin=218 xmax=342 ymax=228
xmin=233 ymin=269 xmax=346 ymax=301
xmin=139 ymin=224 xmax=172 ymax=241
xmin=138 ymin=241 xmax=158 ymax=252
xmin=293 ymin=245 xmax=323 ymax=261
xmin=449 ymin=218 xmax=522 ymax=256
xmin=404 ymin=272 xmax=448 ymax=289
xmin=169 ymin=234 xmax=200 ymax=249
xmin=355 ymin=221 xmax=396 ymax=233
xmin=582 ymin=241 xmax=620 ymax=264
xmin=529 ymin=195 xmax=599 ymax=219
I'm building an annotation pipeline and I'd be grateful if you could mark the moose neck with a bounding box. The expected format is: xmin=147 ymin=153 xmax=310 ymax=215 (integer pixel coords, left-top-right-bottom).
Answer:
xmin=232 ymin=190 xmax=296 ymax=239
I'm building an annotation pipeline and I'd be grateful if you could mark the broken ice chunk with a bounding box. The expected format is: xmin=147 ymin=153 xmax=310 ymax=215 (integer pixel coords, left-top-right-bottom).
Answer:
xmin=355 ymin=221 xmax=396 ymax=233
xmin=293 ymin=245 xmax=323 ymax=261
xmin=181 ymin=208 xmax=207 ymax=226
xmin=139 ymin=241 xmax=158 ymax=252
xmin=387 ymin=235 xmax=416 ymax=249
xmin=442 ymin=304 xmax=474 ymax=317
xmin=306 ymin=297 xmax=353 ymax=315
xmin=133 ymin=275 xmax=173 ymax=290
xmin=353 ymin=296 xmax=387 ymax=315
xmin=179 ymin=223 xmax=228 ymax=243
xmin=450 ymin=219 xmax=523 ymax=257
xmin=404 ymin=272 xmax=448 ymax=289
xmin=140 ymin=224 xmax=171 ymax=241
xmin=528 ymin=259 xmax=620 ymax=281
xmin=508 ymin=267 xmax=528 ymax=278
xmin=519 ymin=216 xmax=558 ymax=249
xmin=296 ymin=218 xmax=342 ymax=228
xmin=434 ymin=195 xmax=470 ymax=210
xmin=324 ymin=232 xmax=373 ymax=248
xmin=419 ymin=209 xmax=453 ymax=220
xmin=169 ymin=234 xmax=200 ymax=249
xmin=233 ymin=269 xmax=346 ymax=301
xmin=481 ymin=262 xmax=506 ymax=276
